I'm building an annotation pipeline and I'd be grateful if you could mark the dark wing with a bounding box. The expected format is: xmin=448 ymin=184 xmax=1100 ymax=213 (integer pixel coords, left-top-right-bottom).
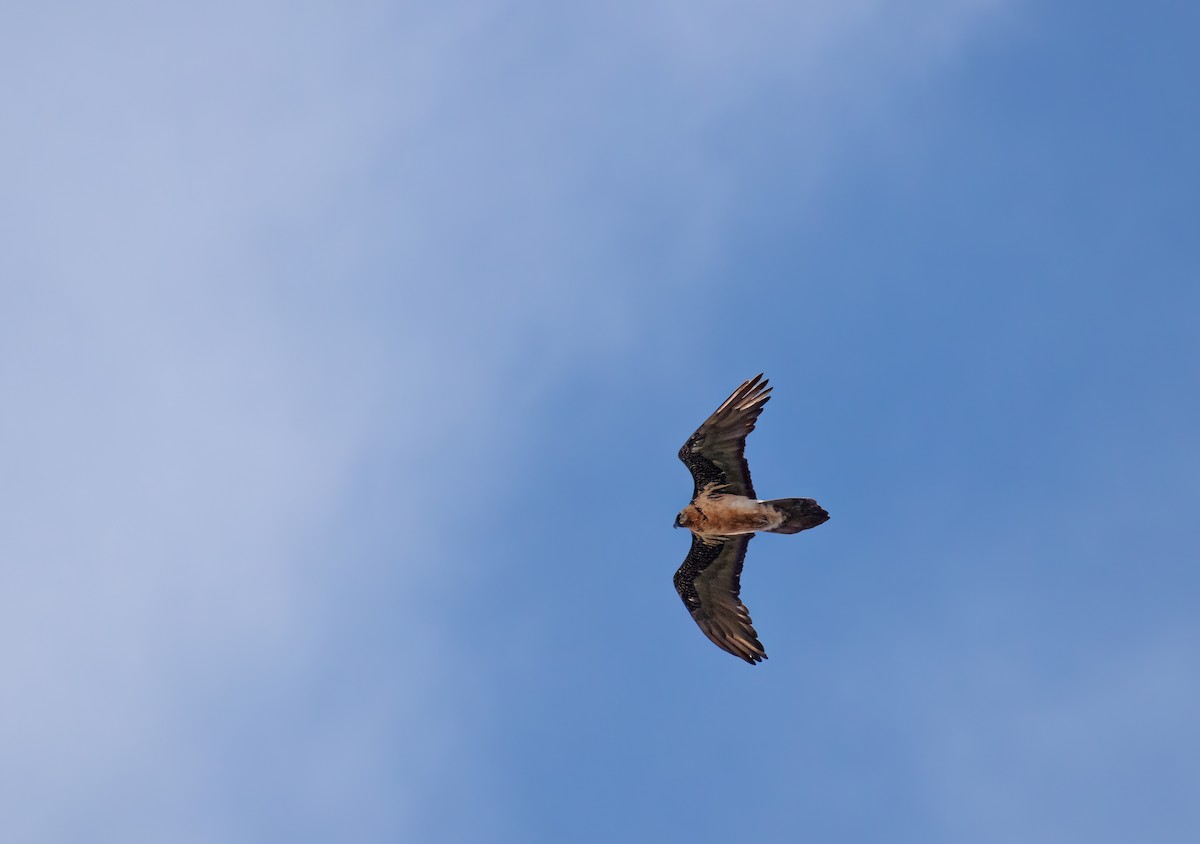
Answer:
xmin=673 ymin=534 xmax=766 ymax=664
xmin=678 ymin=374 xmax=771 ymax=499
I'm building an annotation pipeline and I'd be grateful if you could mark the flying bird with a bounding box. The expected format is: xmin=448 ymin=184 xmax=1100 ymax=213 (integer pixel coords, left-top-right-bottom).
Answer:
xmin=673 ymin=374 xmax=828 ymax=664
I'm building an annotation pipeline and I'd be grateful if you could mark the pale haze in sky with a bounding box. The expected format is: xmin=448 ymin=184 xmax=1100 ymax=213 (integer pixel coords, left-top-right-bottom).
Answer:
xmin=2 ymin=2 xmax=1198 ymax=842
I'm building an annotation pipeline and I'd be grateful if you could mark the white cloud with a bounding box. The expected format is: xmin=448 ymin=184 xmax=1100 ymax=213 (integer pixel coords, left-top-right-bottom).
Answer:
xmin=0 ymin=1 xmax=1010 ymax=839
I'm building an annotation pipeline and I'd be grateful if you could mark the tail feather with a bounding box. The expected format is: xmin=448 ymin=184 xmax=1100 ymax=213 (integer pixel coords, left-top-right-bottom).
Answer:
xmin=765 ymin=498 xmax=829 ymax=534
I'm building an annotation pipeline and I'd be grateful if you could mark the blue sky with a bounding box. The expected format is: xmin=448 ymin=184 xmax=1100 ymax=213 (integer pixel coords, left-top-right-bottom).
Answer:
xmin=3 ymin=1 xmax=1198 ymax=841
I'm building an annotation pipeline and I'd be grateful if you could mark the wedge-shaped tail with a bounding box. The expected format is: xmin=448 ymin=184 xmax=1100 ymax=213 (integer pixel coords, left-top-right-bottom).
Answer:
xmin=764 ymin=498 xmax=829 ymax=535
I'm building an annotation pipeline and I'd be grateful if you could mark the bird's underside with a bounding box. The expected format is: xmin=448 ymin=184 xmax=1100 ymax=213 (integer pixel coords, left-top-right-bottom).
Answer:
xmin=678 ymin=486 xmax=791 ymax=538
xmin=673 ymin=374 xmax=828 ymax=665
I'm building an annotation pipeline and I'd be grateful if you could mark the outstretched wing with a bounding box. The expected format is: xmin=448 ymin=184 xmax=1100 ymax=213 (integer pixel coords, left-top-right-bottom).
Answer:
xmin=678 ymin=374 xmax=771 ymax=499
xmin=673 ymin=534 xmax=766 ymax=664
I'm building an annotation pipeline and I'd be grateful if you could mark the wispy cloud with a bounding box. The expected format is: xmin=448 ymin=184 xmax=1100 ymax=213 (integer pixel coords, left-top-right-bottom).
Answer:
xmin=1 ymin=1 xmax=1010 ymax=839
xmin=916 ymin=626 xmax=1200 ymax=843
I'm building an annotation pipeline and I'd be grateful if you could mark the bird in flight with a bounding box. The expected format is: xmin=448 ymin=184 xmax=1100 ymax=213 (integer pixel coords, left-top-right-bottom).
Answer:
xmin=673 ymin=374 xmax=828 ymax=664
